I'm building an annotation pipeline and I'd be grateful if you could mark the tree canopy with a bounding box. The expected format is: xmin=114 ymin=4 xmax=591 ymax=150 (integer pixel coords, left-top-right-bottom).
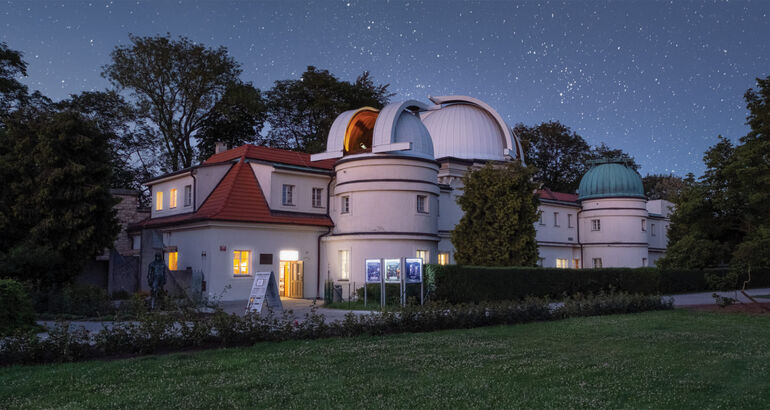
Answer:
xmin=451 ymin=161 xmax=540 ymax=266
xmin=103 ymin=34 xmax=242 ymax=171
xmin=263 ymin=66 xmax=392 ymax=154
xmin=659 ymin=76 xmax=770 ymax=270
xmin=642 ymin=174 xmax=685 ymax=201
xmin=515 ymin=121 xmax=640 ymax=193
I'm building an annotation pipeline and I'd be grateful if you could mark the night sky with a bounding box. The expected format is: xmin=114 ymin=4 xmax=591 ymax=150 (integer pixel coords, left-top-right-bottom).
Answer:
xmin=3 ymin=0 xmax=769 ymax=176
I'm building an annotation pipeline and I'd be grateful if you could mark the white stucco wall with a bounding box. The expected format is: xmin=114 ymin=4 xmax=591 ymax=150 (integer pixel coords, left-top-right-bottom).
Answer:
xmin=195 ymin=164 xmax=232 ymax=209
xmin=269 ymin=168 xmax=330 ymax=214
xmin=160 ymin=222 xmax=327 ymax=301
xmin=150 ymin=175 xmax=195 ymax=218
xmin=579 ymin=198 xmax=649 ymax=267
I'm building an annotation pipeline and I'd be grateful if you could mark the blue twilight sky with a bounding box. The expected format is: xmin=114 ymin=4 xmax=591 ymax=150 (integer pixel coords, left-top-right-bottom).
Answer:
xmin=2 ymin=0 xmax=769 ymax=176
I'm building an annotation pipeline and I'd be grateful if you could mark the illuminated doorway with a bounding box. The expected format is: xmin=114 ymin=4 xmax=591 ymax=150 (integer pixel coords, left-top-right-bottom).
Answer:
xmin=278 ymin=250 xmax=303 ymax=298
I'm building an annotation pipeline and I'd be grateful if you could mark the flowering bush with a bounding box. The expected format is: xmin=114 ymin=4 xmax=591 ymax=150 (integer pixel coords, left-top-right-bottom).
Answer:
xmin=0 ymin=291 xmax=671 ymax=366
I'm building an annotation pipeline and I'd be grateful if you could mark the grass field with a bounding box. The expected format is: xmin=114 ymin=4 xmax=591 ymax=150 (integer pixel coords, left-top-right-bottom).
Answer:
xmin=2 ymin=310 xmax=769 ymax=409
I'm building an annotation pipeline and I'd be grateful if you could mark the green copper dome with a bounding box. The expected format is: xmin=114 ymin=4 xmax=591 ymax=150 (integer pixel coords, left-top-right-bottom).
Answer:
xmin=578 ymin=159 xmax=645 ymax=201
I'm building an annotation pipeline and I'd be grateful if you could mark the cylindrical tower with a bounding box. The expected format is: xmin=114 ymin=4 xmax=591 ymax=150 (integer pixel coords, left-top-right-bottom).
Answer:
xmin=577 ymin=159 xmax=649 ymax=268
xmin=312 ymin=101 xmax=439 ymax=287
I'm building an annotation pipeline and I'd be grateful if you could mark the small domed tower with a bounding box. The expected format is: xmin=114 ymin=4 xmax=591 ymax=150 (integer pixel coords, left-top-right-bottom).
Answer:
xmin=311 ymin=101 xmax=439 ymax=284
xmin=577 ymin=158 xmax=649 ymax=268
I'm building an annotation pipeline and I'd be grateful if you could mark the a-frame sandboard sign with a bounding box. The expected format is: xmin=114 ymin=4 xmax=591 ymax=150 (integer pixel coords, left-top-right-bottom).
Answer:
xmin=245 ymin=271 xmax=283 ymax=314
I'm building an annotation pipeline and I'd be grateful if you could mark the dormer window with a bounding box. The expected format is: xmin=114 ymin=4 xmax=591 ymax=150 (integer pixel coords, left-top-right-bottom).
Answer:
xmin=184 ymin=185 xmax=192 ymax=207
xmin=155 ymin=191 xmax=163 ymax=211
xmin=282 ymin=184 xmax=294 ymax=206
xmin=169 ymin=188 xmax=177 ymax=208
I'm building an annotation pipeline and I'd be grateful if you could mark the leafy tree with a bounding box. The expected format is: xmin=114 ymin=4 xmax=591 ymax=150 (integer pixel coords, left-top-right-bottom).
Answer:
xmin=57 ymin=90 xmax=158 ymax=193
xmin=451 ymin=161 xmax=539 ymax=266
xmin=514 ymin=121 xmax=591 ymax=193
xmin=263 ymin=66 xmax=392 ymax=153
xmin=642 ymin=174 xmax=685 ymax=201
xmin=0 ymin=42 xmax=28 ymax=114
xmin=588 ymin=142 xmax=640 ymax=171
xmin=103 ymin=34 xmax=241 ymax=171
xmin=0 ymin=110 xmax=119 ymax=285
xmin=660 ymin=76 xmax=770 ymax=270
xmin=196 ymin=81 xmax=267 ymax=161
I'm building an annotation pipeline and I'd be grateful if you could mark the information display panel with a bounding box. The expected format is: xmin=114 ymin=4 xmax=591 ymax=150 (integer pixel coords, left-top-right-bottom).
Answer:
xmin=365 ymin=259 xmax=382 ymax=283
xmin=404 ymin=258 xmax=423 ymax=283
xmin=384 ymin=258 xmax=401 ymax=283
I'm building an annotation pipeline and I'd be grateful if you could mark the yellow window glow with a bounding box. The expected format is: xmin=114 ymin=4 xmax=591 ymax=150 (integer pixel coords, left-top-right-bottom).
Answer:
xmin=156 ymin=191 xmax=163 ymax=211
xmin=233 ymin=250 xmax=250 ymax=275
xmin=167 ymin=251 xmax=178 ymax=270
xmin=169 ymin=188 xmax=177 ymax=208
xmin=438 ymin=253 xmax=449 ymax=265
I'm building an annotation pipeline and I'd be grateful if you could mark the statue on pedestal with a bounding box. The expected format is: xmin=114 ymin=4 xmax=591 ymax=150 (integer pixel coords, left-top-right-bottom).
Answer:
xmin=147 ymin=252 xmax=167 ymax=310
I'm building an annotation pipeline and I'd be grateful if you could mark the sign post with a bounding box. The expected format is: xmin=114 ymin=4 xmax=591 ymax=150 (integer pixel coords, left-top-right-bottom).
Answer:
xmin=405 ymin=257 xmax=424 ymax=305
xmin=365 ymin=259 xmax=382 ymax=308
xmin=245 ymin=271 xmax=283 ymax=314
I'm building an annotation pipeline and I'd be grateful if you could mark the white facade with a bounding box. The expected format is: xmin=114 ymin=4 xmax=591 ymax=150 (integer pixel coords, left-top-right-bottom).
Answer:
xmin=135 ymin=95 xmax=672 ymax=301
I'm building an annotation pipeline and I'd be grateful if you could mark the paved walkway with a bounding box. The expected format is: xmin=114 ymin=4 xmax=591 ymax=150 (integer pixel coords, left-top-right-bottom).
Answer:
xmin=665 ymin=287 xmax=770 ymax=307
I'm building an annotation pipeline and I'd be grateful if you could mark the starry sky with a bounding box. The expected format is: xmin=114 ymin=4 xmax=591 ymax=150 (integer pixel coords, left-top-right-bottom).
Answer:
xmin=2 ymin=0 xmax=769 ymax=176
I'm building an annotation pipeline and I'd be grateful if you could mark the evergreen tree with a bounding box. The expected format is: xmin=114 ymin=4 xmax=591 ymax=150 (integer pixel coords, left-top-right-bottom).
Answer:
xmin=0 ymin=110 xmax=119 ymax=285
xmin=451 ymin=161 xmax=539 ymax=266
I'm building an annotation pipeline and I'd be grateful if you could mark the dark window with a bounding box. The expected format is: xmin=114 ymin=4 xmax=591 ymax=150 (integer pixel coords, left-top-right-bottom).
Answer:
xmin=259 ymin=253 xmax=273 ymax=265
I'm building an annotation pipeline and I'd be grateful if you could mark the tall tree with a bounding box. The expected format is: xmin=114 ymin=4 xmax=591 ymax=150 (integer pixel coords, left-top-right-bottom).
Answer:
xmin=0 ymin=42 xmax=28 ymax=114
xmin=588 ymin=142 xmax=640 ymax=171
xmin=196 ymin=81 xmax=267 ymax=161
xmin=514 ymin=121 xmax=591 ymax=193
xmin=57 ymin=90 xmax=158 ymax=192
xmin=264 ymin=66 xmax=392 ymax=154
xmin=103 ymin=34 xmax=241 ymax=171
xmin=642 ymin=174 xmax=685 ymax=201
xmin=451 ymin=161 xmax=540 ymax=266
xmin=0 ymin=110 xmax=119 ymax=285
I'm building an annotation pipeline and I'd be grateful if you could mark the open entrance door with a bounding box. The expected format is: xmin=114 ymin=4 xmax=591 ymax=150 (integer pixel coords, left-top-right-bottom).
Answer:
xmin=278 ymin=260 xmax=304 ymax=298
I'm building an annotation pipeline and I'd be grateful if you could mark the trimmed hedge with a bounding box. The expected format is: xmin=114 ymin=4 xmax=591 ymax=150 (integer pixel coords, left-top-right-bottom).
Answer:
xmin=430 ymin=265 xmax=770 ymax=304
xmin=0 ymin=279 xmax=36 ymax=336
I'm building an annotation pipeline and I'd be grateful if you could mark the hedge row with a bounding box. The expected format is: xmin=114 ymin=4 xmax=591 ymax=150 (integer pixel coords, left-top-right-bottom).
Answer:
xmin=428 ymin=265 xmax=770 ymax=304
xmin=1 ymin=291 xmax=671 ymax=366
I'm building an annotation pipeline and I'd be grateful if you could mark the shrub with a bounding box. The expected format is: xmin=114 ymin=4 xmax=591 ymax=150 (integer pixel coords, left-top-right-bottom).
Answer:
xmin=0 ymin=278 xmax=36 ymax=336
xmin=33 ymin=284 xmax=114 ymax=317
xmin=430 ymin=264 xmax=770 ymax=303
xmin=0 ymin=291 xmax=672 ymax=366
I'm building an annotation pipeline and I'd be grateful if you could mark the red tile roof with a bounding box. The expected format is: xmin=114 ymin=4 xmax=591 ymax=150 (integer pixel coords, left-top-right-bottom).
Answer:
xmin=204 ymin=144 xmax=336 ymax=170
xmin=536 ymin=189 xmax=579 ymax=203
xmin=138 ymin=153 xmax=333 ymax=229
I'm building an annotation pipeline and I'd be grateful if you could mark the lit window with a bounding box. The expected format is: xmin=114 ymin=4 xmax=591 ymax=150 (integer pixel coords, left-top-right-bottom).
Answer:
xmin=169 ymin=188 xmax=177 ymax=208
xmin=651 ymin=223 xmax=657 ymax=236
xmin=592 ymin=258 xmax=603 ymax=268
xmin=279 ymin=250 xmax=299 ymax=261
xmin=641 ymin=219 xmax=647 ymax=231
xmin=155 ymin=191 xmax=163 ymax=211
xmin=167 ymin=251 xmax=178 ymax=270
xmin=573 ymin=258 xmax=580 ymax=269
xmin=282 ymin=184 xmax=294 ymax=206
xmin=416 ymin=250 xmax=429 ymax=264
xmin=591 ymin=219 xmax=601 ymax=231
xmin=233 ymin=250 xmax=251 ymax=276
xmin=556 ymin=258 xmax=568 ymax=268
xmin=438 ymin=253 xmax=450 ymax=265
xmin=553 ymin=212 xmax=559 ymax=227
xmin=568 ymin=214 xmax=574 ymax=228
xmin=312 ymin=188 xmax=323 ymax=208
xmin=417 ymin=195 xmax=428 ymax=213
xmin=184 ymin=185 xmax=192 ymax=206
xmin=341 ymin=196 xmax=350 ymax=214
xmin=339 ymin=250 xmax=350 ymax=280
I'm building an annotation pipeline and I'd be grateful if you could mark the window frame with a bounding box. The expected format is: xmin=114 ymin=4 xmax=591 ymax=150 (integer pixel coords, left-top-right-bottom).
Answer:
xmin=233 ymin=250 xmax=251 ymax=276
xmin=169 ymin=188 xmax=178 ymax=209
xmin=437 ymin=252 xmax=450 ymax=265
xmin=282 ymin=184 xmax=295 ymax=206
xmin=568 ymin=214 xmax=574 ymax=228
xmin=641 ymin=219 xmax=647 ymax=232
xmin=167 ymin=251 xmax=178 ymax=270
xmin=155 ymin=191 xmax=163 ymax=211
xmin=416 ymin=195 xmax=428 ymax=214
xmin=312 ymin=187 xmax=323 ymax=208
xmin=341 ymin=196 xmax=350 ymax=214
xmin=591 ymin=219 xmax=601 ymax=231
xmin=651 ymin=223 xmax=657 ymax=236
xmin=553 ymin=212 xmax=559 ymax=227
xmin=184 ymin=185 xmax=192 ymax=207
xmin=416 ymin=249 xmax=429 ymax=264
xmin=592 ymin=258 xmax=603 ymax=268
xmin=339 ymin=249 xmax=350 ymax=280
xmin=556 ymin=258 xmax=568 ymax=268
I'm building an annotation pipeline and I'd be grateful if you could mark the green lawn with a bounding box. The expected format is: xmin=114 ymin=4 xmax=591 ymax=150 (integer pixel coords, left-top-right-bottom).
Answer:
xmin=2 ymin=310 xmax=769 ymax=409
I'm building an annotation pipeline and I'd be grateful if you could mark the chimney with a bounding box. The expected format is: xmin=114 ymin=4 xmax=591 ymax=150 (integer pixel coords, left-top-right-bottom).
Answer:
xmin=215 ymin=141 xmax=227 ymax=154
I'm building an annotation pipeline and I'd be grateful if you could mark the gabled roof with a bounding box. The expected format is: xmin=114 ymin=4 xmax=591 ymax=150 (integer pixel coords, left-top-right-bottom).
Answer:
xmin=137 ymin=153 xmax=333 ymax=229
xmin=204 ymin=144 xmax=336 ymax=170
xmin=536 ymin=189 xmax=579 ymax=203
